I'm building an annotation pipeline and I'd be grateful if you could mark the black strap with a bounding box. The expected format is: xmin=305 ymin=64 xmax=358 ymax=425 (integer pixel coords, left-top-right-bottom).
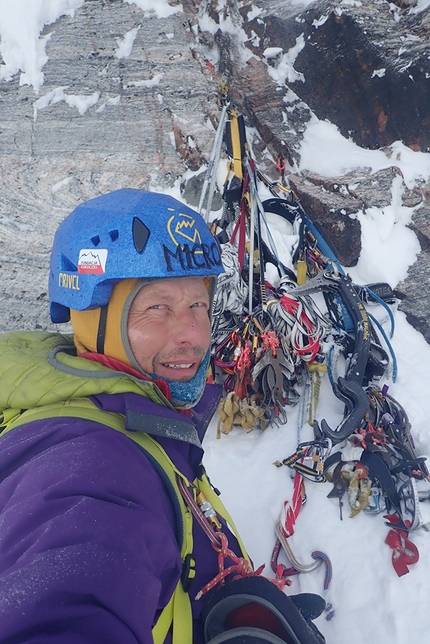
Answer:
xmin=126 ymin=410 xmax=201 ymax=447
xmin=96 ymin=305 xmax=108 ymax=354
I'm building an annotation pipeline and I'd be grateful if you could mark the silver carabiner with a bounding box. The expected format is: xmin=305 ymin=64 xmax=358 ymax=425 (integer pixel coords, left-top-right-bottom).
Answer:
xmin=275 ymin=522 xmax=322 ymax=573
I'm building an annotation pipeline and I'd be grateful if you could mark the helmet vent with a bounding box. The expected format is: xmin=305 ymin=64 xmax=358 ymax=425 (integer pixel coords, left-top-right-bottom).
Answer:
xmin=60 ymin=254 xmax=77 ymax=272
xmin=91 ymin=235 xmax=101 ymax=247
xmin=132 ymin=217 xmax=150 ymax=253
xmin=109 ymin=229 xmax=119 ymax=242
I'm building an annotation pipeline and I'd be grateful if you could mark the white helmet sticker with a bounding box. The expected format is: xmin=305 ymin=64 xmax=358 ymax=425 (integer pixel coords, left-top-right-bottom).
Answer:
xmin=78 ymin=249 xmax=108 ymax=275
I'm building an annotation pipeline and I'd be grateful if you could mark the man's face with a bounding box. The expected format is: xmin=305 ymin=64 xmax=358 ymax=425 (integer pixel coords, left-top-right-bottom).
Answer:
xmin=127 ymin=277 xmax=211 ymax=381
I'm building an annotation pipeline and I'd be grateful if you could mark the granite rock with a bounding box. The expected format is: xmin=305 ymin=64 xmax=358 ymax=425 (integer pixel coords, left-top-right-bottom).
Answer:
xmin=0 ymin=0 xmax=429 ymax=343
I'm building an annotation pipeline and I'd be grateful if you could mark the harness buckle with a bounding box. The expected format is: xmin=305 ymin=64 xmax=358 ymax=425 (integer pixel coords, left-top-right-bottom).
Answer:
xmin=181 ymin=554 xmax=196 ymax=592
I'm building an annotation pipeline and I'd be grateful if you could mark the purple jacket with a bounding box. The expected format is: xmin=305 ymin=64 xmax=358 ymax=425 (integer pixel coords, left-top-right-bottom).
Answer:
xmin=0 ymin=385 xmax=243 ymax=643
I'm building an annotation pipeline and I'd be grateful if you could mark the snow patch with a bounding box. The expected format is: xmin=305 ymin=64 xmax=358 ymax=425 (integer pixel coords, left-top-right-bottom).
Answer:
xmin=312 ymin=14 xmax=329 ymax=28
xmin=198 ymin=4 xmax=253 ymax=66
xmin=123 ymin=73 xmax=164 ymax=88
xmin=266 ymin=35 xmax=305 ymax=85
xmin=348 ymin=175 xmax=421 ymax=287
xmin=263 ymin=47 xmax=283 ymax=60
xmin=246 ymin=5 xmax=263 ymax=21
xmin=96 ymin=95 xmax=121 ymax=113
xmin=0 ymin=0 xmax=84 ymax=92
xmin=115 ymin=26 xmax=141 ymax=59
xmin=299 ymin=117 xmax=430 ymax=188
xmin=409 ymin=0 xmax=430 ymax=13
xmin=51 ymin=177 xmax=72 ymax=193
xmin=124 ymin=0 xmax=183 ymax=18
xmin=372 ymin=68 xmax=386 ymax=78
xmin=0 ymin=0 xmax=174 ymax=94
xmin=33 ymin=87 xmax=100 ymax=119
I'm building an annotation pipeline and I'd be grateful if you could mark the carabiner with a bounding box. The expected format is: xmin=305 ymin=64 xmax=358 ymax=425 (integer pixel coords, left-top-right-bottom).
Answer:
xmin=275 ymin=522 xmax=322 ymax=573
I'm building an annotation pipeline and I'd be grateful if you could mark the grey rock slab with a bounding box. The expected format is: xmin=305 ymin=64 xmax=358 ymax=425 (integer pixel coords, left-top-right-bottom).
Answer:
xmin=0 ymin=0 xmax=219 ymax=332
xmin=0 ymin=0 xmax=428 ymax=345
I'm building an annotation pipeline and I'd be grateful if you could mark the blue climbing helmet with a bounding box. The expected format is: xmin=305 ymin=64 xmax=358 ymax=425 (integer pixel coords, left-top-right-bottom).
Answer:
xmin=49 ymin=189 xmax=224 ymax=323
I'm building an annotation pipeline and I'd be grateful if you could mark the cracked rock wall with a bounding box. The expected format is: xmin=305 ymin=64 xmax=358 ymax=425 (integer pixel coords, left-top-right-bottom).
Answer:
xmin=0 ymin=0 xmax=429 ymax=344
xmin=0 ymin=0 xmax=218 ymax=332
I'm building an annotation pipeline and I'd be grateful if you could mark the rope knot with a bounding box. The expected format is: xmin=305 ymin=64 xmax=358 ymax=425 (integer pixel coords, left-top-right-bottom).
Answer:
xmin=196 ymin=532 xmax=263 ymax=600
xmin=261 ymin=330 xmax=280 ymax=356
xmin=233 ymin=556 xmax=254 ymax=579
xmin=215 ymin=531 xmax=230 ymax=558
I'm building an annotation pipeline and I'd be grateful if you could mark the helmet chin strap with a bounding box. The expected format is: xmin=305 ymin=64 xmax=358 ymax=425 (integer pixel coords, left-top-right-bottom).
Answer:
xmin=96 ymin=305 xmax=108 ymax=354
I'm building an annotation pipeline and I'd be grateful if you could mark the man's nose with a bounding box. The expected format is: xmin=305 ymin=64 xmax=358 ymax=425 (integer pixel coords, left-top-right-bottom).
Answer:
xmin=174 ymin=308 xmax=206 ymax=344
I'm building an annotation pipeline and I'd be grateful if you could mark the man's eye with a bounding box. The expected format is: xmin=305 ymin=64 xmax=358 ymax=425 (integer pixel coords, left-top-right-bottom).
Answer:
xmin=191 ymin=301 xmax=207 ymax=308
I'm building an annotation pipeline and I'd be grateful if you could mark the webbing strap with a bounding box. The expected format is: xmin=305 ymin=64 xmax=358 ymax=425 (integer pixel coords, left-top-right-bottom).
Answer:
xmin=225 ymin=108 xmax=246 ymax=180
xmin=0 ymin=398 xmax=126 ymax=435
xmin=152 ymin=580 xmax=192 ymax=644
xmin=152 ymin=591 xmax=176 ymax=644
xmin=124 ymin=437 xmax=194 ymax=644
xmin=229 ymin=172 xmax=250 ymax=271
xmin=97 ymin=421 xmax=197 ymax=643
xmin=114 ymin=426 xmax=194 ymax=562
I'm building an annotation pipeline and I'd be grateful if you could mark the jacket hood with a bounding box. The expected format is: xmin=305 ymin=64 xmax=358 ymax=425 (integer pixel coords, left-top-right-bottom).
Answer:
xmin=0 ymin=331 xmax=171 ymax=414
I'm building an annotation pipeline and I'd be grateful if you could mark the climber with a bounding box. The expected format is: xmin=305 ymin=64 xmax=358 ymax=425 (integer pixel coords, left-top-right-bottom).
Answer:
xmin=0 ymin=189 xmax=326 ymax=644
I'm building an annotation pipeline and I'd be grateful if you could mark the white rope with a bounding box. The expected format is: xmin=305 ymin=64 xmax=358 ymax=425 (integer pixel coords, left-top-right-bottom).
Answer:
xmin=198 ymin=104 xmax=229 ymax=222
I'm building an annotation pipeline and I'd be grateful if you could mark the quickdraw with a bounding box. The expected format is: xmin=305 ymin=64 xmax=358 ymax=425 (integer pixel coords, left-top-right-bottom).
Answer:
xmin=272 ymin=472 xmax=334 ymax=619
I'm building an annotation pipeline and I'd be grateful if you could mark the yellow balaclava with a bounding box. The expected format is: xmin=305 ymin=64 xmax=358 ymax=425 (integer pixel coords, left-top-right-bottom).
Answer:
xmin=71 ymin=278 xmax=140 ymax=366
xmin=71 ymin=276 xmax=214 ymax=407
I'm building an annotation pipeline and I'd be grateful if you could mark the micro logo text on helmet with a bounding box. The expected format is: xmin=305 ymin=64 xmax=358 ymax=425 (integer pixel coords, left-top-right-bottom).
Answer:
xmin=164 ymin=211 xmax=222 ymax=273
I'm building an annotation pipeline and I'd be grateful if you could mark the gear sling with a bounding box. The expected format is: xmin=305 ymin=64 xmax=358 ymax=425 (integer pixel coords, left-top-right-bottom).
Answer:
xmin=0 ymin=397 xmax=251 ymax=644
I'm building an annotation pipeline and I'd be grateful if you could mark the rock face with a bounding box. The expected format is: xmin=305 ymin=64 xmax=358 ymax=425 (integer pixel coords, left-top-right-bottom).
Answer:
xmin=396 ymin=198 xmax=430 ymax=342
xmin=213 ymin=0 xmax=430 ymax=341
xmin=0 ymin=0 xmax=220 ymax=332
xmin=244 ymin=0 xmax=430 ymax=152
xmin=0 ymin=0 xmax=429 ymax=343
